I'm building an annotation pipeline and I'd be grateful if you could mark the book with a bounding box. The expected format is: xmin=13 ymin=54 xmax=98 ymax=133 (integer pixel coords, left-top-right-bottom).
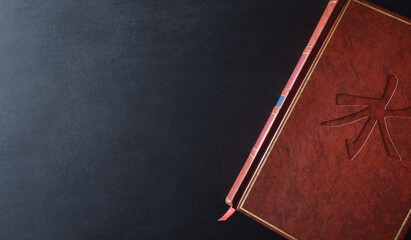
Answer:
xmin=220 ymin=0 xmax=411 ymax=239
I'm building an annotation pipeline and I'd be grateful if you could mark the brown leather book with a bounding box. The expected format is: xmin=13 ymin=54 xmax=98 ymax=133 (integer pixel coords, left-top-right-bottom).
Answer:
xmin=220 ymin=0 xmax=411 ymax=239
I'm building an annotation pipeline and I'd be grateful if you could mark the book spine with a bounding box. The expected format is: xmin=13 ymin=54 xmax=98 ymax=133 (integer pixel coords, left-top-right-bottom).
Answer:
xmin=224 ymin=0 xmax=342 ymax=211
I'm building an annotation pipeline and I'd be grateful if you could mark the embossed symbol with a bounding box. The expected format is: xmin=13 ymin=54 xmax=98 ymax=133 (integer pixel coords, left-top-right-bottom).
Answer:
xmin=321 ymin=75 xmax=411 ymax=160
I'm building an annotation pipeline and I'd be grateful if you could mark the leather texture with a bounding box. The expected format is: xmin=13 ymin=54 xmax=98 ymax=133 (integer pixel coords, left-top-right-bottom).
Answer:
xmin=238 ymin=1 xmax=411 ymax=239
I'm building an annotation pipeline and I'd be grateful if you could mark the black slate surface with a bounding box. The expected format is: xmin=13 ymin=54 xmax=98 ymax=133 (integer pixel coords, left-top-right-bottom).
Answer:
xmin=0 ymin=0 xmax=410 ymax=239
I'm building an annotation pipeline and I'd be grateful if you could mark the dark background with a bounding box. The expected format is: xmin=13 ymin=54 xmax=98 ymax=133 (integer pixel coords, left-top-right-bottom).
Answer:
xmin=0 ymin=0 xmax=410 ymax=239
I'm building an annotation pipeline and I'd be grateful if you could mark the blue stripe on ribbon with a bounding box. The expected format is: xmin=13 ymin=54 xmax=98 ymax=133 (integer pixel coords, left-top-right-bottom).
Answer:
xmin=275 ymin=95 xmax=286 ymax=107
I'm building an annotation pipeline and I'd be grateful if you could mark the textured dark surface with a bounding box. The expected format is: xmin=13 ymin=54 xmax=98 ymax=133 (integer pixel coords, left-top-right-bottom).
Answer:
xmin=0 ymin=0 xmax=409 ymax=240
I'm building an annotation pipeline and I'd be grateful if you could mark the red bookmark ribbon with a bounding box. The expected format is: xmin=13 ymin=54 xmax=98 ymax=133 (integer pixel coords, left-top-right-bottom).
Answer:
xmin=218 ymin=207 xmax=236 ymax=221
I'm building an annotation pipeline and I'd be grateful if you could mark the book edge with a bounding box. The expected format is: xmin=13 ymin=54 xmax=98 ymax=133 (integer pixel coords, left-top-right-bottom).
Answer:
xmin=223 ymin=0 xmax=345 ymax=211
xmin=237 ymin=1 xmax=351 ymax=238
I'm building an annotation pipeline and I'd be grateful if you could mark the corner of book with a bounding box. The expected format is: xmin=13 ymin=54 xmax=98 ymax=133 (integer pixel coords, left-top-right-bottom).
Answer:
xmin=224 ymin=196 xmax=231 ymax=206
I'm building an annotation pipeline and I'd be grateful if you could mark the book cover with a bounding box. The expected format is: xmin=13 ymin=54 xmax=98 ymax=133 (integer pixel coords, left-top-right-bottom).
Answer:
xmin=221 ymin=0 xmax=411 ymax=239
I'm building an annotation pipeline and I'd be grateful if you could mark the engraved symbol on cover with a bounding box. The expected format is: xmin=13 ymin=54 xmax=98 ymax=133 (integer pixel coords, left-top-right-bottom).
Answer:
xmin=321 ymin=75 xmax=411 ymax=160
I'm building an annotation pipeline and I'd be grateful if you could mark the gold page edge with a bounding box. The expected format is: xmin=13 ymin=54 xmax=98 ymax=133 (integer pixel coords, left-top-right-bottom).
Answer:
xmin=353 ymin=0 xmax=411 ymax=25
xmin=394 ymin=209 xmax=411 ymax=240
